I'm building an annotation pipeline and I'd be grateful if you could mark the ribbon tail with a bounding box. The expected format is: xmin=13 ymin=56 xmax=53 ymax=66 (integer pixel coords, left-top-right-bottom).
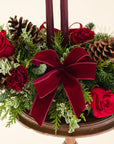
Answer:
xmin=30 ymin=89 xmax=57 ymax=127
xmin=62 ymin=72 xmax=86 ymax=118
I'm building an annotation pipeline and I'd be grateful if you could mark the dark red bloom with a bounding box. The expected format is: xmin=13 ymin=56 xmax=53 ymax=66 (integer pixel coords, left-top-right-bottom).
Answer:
xmin=70 ymin=27 xmax=95 ymax=44
xmin=0 ymin=30 xmax=15 ymax=57
xmin=89 ymin=88 xmax=114 ymax=118
xmin=7 ymin=65 xmax=29 ymax=92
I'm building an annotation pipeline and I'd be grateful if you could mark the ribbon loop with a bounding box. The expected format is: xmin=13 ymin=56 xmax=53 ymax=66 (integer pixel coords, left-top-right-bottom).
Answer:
xmin=67 ymin=63 xmax=96 ymax=80
xmin=32 ymin=49 xmax=62 ymax=67
xmin=69 ymin=22 xmax=83 ymax=29
xmin=63 ymin=47 xmax=90 ymax=65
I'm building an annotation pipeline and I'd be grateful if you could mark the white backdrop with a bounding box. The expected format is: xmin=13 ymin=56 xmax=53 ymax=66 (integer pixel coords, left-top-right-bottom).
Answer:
xmin=0 ymin=0 xmax=114 ymax=144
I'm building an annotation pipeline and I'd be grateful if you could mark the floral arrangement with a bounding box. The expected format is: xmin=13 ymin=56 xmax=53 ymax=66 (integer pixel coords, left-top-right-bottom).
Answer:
xmin=0 ymin=1 xmax=114 ymax=134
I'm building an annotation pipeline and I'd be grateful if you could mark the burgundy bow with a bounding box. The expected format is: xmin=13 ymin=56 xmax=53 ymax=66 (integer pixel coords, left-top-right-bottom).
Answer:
xmin=30 ymin=47 xmax=97 ymax=126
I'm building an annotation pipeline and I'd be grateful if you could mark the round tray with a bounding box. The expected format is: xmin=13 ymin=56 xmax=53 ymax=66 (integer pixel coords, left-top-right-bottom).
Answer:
xmin=17 ymin=111 xmax=114 ymax=137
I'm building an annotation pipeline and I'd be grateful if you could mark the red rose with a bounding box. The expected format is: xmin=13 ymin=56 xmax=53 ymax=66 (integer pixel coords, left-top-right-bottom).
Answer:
xmin=70 ymin=27 xmax=95 ymax=44
xmin=89 ymin=88 xmax=114 ymax=118
xmin=7 ymin=65 xmax=29 ymax=92
xmin=0 ymin=30 xmax=15 ymax=57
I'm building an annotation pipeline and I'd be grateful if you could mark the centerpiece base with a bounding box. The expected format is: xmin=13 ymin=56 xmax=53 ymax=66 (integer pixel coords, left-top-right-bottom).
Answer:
xmin=17 ymin=111 xmax=114 ymax=144
xmin=63 ymin=138 xmax=77 ymax=144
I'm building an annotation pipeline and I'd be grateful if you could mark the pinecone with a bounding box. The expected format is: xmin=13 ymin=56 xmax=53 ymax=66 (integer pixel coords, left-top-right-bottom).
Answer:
xmin=0 ymin=56 xmax=17 ymax=90
xmin=8 ymin=16 xmax=43 ymax=45
xmin=0 ymin=56 xmax=17 ymax=64
xmin=88 ymin=37 xmax=114 ymax=62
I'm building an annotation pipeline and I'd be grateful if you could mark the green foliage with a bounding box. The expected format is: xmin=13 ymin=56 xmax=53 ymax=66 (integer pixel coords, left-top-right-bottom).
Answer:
xmin=97 ymin=59 xmax=112 ymax=70
xmin=48 ymin=85 xmax=64 ymax=134
xmin=0 ymin=91 xmax=8 ymax=102
xmin=85 ymin=22 xmax=95 ymax=30
xmin=52 ymin=32 xmax=64 ymax=57
xmin=56 ymin=102 xmax=81 ymax=133
xmin=48 ymin=83 xmax=89 ymax=134
xmin=80 ymin=113 xmax=86 ymax=122
xmin=21 ymin=29 xmax=33 ymax=45
xmin=49 ymin=102 xmax=61 ymax=134
xmin=0 ymin=24 xmax=4 ymax=31
xmin=0 ymin=95 xmax=23 ymax=127
xmin=5 ymin=108 xmax=20 ymax=127
xmin=94 ymin=33 xmax=111 ymax=41
xmin=95 ymin=60 xmax=114 ymax=93
xmin=96 ymin=70 xmax=114 ymax=92
xmin=0 ymin=59 xmax=19 ymax=75
xmin=0 ymin=104 xmax=6 ymax=117
xmin=0 ymin=81 xmax=34 ymax=127
xmin=82 ymin=85 xmax=92 ymax=104
xmin=38 ymin=29 xmax=47 ymax=42
xmin=32 ymin=64 xmax=47 ymax=75
xmin=10 ymin=28 xmax=47 ymax=68
xmin=83 ymin=60 xmax=114 ymax=93
xmin=60 ymin=48 xmax=70 ymax=63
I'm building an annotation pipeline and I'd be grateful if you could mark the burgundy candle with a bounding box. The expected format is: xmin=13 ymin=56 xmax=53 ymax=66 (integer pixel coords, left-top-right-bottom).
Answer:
xmin=60 ymin=0 xmax=69 ymax=46
xmin=45 ymin=0 xmax=54 ymax=48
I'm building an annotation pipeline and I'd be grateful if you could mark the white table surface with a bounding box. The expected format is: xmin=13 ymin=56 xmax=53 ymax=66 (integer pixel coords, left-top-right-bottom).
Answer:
xmin=0 ymin=119 xmax=114 ymax=144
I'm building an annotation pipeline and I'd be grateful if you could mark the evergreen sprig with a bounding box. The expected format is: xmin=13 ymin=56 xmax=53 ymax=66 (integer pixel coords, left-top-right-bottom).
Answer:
xmin=49 ymin=102 xmax=61 ymax=134
xmin=0 ymin=59 xmax=19 ymax=75
xmin=56 ymin=102 xmax=81 ymax=133
xmin=85 ymin=22 xmax=95 ymax=30
xmin=0 ymin=24 xmax=4 ymax=31
xmin=48 ymin=85 xmax=65 ymax=134
xmin=82 ymin=85 xmax=92 ymax=104
xmin=94 ymin=33 xmax=111 ymax=41
xmin=0 ymin=81 xmax=34 ymax=127
xmin=52 ymin=32 xmax=64 ymax=57
xmin=10 ymin=28 xmax=46 ymax=68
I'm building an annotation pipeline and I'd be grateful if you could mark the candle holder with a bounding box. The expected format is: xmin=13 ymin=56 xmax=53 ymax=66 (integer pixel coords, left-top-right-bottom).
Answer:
xmin=17 ymin=111 xmax=114 ymax=144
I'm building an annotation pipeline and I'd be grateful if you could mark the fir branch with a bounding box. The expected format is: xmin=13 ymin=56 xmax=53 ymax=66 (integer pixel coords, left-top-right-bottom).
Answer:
xmin=48 ymin=85 xmax=65 ymax=134
xmin=56 ymin=102 xmax=81 ymax=133
xmin=80 ymin=113 xmax=86 ymax=122
xmin=48 ymin=101 xmax=61 ymax=134
xmin=52 ymin=32 xmax=64 ymax=57
xmin=96 ymin=70 xmax=114 ymax=92
xmin=85 ymin=22 xmax=95 ymax=30
xmin=94 ymin=33 xmax=111 ymax=41
xmin=0 ymin=104 xmax=6 ymax=117
xmin=38 ymin=29 xmax=47 ymax=42
xmin=60 ymin=48 xmax=70 ymax=63
xmin=0 ymin=91 xmax=9 ymax=102
xmin=95 ymin=60 xmax=114 ymax=92
xmin=11 ymin=28 xmax=44 ymax=68
xmin=0 ymin=24 xmax=4 ymax=31
xmin=0 ymin=82 xmax=34 ymax=127
xmin=0 ymin=59 xmax=20 ymax=76
xmin=6 ymin=105 xmax=22 ymax=127
xmin=97 ymin=60 xmax=112 ymax=70
xmin=82 ymin=85 xmax=92 ymax=104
